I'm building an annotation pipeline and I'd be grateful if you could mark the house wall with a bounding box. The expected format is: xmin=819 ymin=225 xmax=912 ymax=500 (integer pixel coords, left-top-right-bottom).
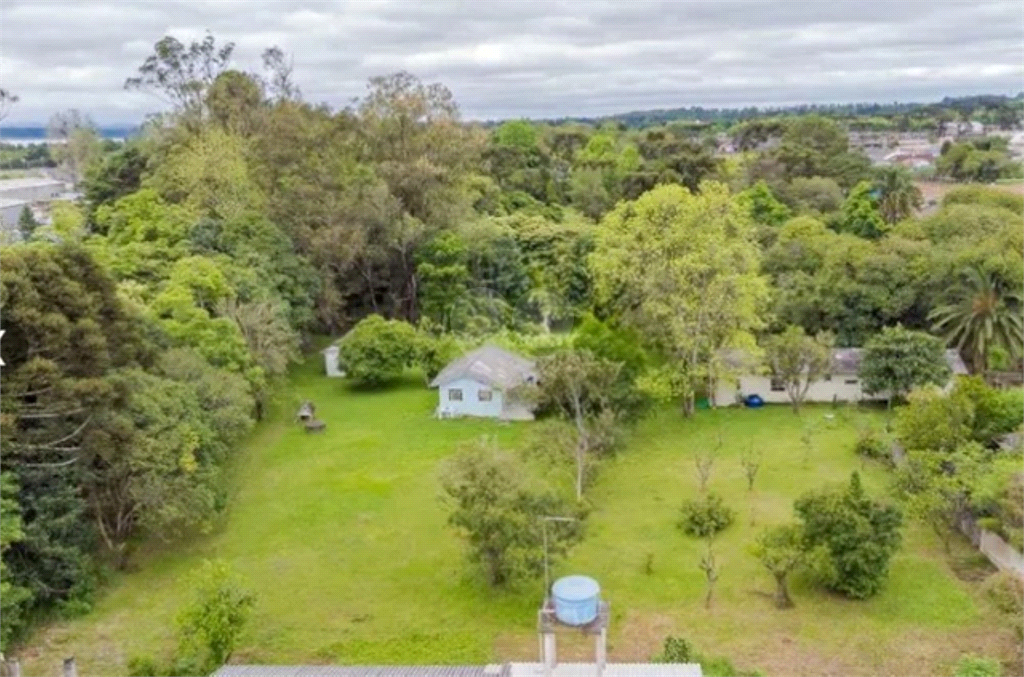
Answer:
xmin=715 ymin=373 xmax=880 ymax=406
xmin=0 ymin=180 xmax=66 ymax=202
xmin=437 ymin=378 xmax=505 ymax=419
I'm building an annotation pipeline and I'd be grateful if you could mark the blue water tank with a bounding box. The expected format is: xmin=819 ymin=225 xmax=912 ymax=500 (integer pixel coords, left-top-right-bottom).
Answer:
xmin=551 ymin=575 xmax=600 ymax=626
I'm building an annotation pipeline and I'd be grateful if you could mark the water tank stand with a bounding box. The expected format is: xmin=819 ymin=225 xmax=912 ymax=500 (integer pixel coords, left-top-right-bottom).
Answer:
xmin=537 ymin=598 xmax=610 ymax=677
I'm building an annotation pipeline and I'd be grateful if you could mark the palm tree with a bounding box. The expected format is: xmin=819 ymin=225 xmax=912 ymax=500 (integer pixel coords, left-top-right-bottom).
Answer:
xmin=929 ymin=266 xmax=1024 ymax=373
xmin=873 ymin=166 xmax=923 ymax=224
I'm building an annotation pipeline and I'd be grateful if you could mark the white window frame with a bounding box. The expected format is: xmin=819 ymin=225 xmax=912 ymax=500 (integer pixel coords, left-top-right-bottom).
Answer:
xmin=448 ymin=388 xmax=463 ymax=401
xmin=478 ymin=389 xmax=493 ymax=402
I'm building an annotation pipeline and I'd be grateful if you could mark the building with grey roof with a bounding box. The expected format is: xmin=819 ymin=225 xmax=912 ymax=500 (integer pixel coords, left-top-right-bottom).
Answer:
xmin=714 ymin=347 xmax=968 ymax=407
xmin=0 ymin=177 xmax=67 ymax=202
xmin=430 ymin=345 xmax=538 ymax=420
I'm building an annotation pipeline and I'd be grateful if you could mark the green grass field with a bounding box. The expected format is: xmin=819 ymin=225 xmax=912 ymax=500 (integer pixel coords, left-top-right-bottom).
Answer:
xmin=18 ymin=355 xmax=1020 ymax=676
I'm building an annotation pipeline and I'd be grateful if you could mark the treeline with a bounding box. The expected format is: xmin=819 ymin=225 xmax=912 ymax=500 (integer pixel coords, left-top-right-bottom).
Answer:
xmin=540 ymin=93 xmax=1024 ymax=131
xmin=1 ymin=32 xmax=1023 ymax=651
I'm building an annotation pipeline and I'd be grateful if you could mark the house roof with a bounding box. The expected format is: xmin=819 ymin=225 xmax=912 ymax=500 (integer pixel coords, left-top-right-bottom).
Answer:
xmin=429 ymin=345 xmax=537 ymax=390
xmin=507 ymin=663 xmax=702 ymax=676
xmin=212 ymin=665 xmax=702 ymax=677
xmin=212 ymin=668 xmax=500 ymax=677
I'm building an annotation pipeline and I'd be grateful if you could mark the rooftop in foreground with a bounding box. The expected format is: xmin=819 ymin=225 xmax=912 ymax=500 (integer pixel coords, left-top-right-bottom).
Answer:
xmin=212 ymin=664 xmax=703 ymax=677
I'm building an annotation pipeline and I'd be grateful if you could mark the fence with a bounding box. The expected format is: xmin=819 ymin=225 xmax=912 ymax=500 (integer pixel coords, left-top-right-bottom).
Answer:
xmin=956 ymin=511 xmax=1024 ymax=578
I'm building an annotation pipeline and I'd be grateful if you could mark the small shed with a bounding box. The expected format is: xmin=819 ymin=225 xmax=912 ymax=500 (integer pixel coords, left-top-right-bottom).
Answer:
xmin=322 ymin=344 xmax=344 ymax=378
xmin=430 ymin=345 xmax=537 ymax=421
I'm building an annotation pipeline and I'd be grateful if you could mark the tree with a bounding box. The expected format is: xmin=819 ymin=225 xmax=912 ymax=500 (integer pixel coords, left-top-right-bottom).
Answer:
xmin=261 ymin=46 xmax=300 ymax=102
xmin=929 ymin=265 xmax=1023 ymax=374
xmin=840 ymin=180 xmax=886 ymax=239
xmin=176 ymin=560 xmax=256 ymax=672
xmin=17 ymin=205 xmax=37 ymax=241
xmin=873 ymin=166 xmax=922 ymax=224
xmin=785 ymin=176 xmax=844 ymax=214
xmin=0 ymin=87 xmax=18 ymax=121
xmin=763 ymin=326 xmax=834 ymax=413
xmin=439 ymin=441 xmax=583 ymax=587
xmin=740 ymin=448 xmax=762 ymax=491
xmin=698 ymin=542 xmax=720 ymax=609
xmin=0 ymin=473 xmax=33 ymax=651
xmin=740 ymin=180 xmax=790 ymax=227
xmin=750 ymin=524 xmax=814 ymax=608
xmin=900 ymin=443 xmax=986 ymax=553
xmin=47 ymin=109 xmax=101 ymax=183
xmin=125 ymin=33 xmax=235 ymax=120
xmin=794 ymin=472 xmax=903 ymax=599
xmin=859 ymin=326 xmax=952 ymax=408
xmin=337 ymin=314 xmax=418 ymax=386
xmin=591 ymin=183 xmax=768 ymax=416
xmin=528 ymin=349 xmax=624 ymax=500
xmin=776 ymin=115 xmax=849 ymax=179
xmin=1 ymin=244 xmax=155 ymax=621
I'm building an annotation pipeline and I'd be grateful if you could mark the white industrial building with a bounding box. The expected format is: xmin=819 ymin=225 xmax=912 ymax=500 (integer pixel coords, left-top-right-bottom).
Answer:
xmin=0 ymin=177 xmax=68 ymax=202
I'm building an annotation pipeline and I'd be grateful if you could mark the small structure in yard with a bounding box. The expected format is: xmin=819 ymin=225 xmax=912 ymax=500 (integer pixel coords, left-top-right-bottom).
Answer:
xmin=296 ymin=400 xmax=315 ymax=422
xmin=430 ymin=345 xmax=537 ymax=421
xmin=322 ymin=344 xmax=344 ymax=377
xmin=714 ymin=348 xmax=968 ymax=407
xmin=304 ymin=419 xmax=326 ymax=433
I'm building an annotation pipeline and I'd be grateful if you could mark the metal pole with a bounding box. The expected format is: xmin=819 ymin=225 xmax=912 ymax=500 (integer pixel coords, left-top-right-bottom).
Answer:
xmin=62 ymin=657 xmax=77 ymax=677
xmin=543 ymin=519 xmax=549 ymax=595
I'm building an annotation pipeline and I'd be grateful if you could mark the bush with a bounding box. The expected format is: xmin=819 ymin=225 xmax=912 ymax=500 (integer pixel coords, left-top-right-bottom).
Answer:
xmin=127 ymin=655 xmax=164 ymax=677
xmin=653 ymin=635 xmax=762 ymax=676
xmin=953 ymin=654 xmax=1003 ymax=677
xmin=654 ymin=635 xmax=695 ymax=663
xmin=983 ymin=571 xmax=1023 ymax=638
xmin=952 ymin=377 xmax=1024 ymax=445
xmin=338 ymin=314 xmax=418 ymax=386
xmin=854 ymin=429 xmax=889 ymax=462
xmin=678 ymin=493 xmax=736 ymax=538
xmin=176 ymin=560 xmax=256 ymax=673
xmin=794 ymin=472 xmax=902 ymax=599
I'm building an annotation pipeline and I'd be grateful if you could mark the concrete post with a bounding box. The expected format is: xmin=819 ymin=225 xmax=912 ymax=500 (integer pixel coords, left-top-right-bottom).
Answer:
xmin=6 ymin=659 xmax=21 ymax=677
xmin=63 ymin=657 xmax=77 ymax=677
xmin=543 ymin=631 xmax=556 ymax=677
xmin=595 ymin=626 xmax=607 ymax=677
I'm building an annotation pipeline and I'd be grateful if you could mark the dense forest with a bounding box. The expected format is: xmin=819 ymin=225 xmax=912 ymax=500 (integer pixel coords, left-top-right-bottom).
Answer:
xmin=1 ymin=33 xmax=1023 ymax=653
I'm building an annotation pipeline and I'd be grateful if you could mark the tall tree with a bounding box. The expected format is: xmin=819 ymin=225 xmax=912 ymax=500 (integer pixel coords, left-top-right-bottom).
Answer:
xmin=47 ymin=109 xmax=101 ymax=184
xmin=527 ymin=349 xmax=624 ymax=501
xmin=763 ymin=326 xmax=834 ymax=414
xmin=591 ymin=183 xmax=768 ymax=415
xmin=929 ymin=265 xmax=1024 ymax=374
xmin=859 ymin=326 xmax=951 ymax=408
xmin=125 ymin=32 xmax=235 ymax=122
xmin=873 ymin=166 xmax=923 ymax=224
xmin=0 ymin=88 xmax=19 ymax=121
xmin=440 ymin=441 xmax=583 ymax=587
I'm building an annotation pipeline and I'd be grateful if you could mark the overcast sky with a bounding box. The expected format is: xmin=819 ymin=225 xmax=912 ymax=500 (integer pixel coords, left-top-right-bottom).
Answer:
xmin=1 ymin=0 xmax=1022 ymax=125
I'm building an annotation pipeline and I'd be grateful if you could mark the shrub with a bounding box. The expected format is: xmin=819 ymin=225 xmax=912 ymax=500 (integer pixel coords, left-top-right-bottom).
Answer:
xmin=654 ymin=635 xmax=695 ymax=663
xmin=953 ymin=654 xmax=1003 ymax=677
xmin=794 ymin=472 xmax=902 ymax=598
xmin=127 ymin=655 xmax=163 ymax=677
xmin=952 ymin=376 xmax=1024 ymax=445
xmin=678 ymin=493 xmax=736 ymax=538
xmin=338 ymin=314 xmax=418 ymax=386
xmin=176 ymin=560 xmax=256 ymax=673
xmin=854 ymin=429 xmax=889 ymax=463
xmin=983 ymin=571 xmax=1023 ymax=638
xmin=653 ymin=635 xmax=762 ymax=676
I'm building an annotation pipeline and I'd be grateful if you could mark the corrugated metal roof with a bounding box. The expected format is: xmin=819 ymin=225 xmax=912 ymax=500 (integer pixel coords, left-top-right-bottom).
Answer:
xmin=429 ymin=345 xmax=537 ymax=390
xmin=507 ymin=664 xmax=702 ymax=677
xmin=212 ymin=667 xmax=502 ymax=677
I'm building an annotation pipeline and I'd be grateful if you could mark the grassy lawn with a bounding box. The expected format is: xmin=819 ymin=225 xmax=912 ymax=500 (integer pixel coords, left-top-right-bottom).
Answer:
xmin=18 ymin=355 xmax=1020 ymax=676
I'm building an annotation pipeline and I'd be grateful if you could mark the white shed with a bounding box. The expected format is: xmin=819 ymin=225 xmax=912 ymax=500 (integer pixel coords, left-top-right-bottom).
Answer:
xmin=322 ymin=344 xmax=344 ymax=377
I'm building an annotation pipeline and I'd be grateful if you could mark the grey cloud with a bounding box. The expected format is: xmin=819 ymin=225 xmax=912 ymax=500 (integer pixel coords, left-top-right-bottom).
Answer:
xmin=0 ymin=0 xmax=1021 ymax=124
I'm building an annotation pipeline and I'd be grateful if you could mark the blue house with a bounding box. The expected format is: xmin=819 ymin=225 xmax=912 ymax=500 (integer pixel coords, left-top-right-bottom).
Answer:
xmin=430 ymin=345 xmax=537 ymax=420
